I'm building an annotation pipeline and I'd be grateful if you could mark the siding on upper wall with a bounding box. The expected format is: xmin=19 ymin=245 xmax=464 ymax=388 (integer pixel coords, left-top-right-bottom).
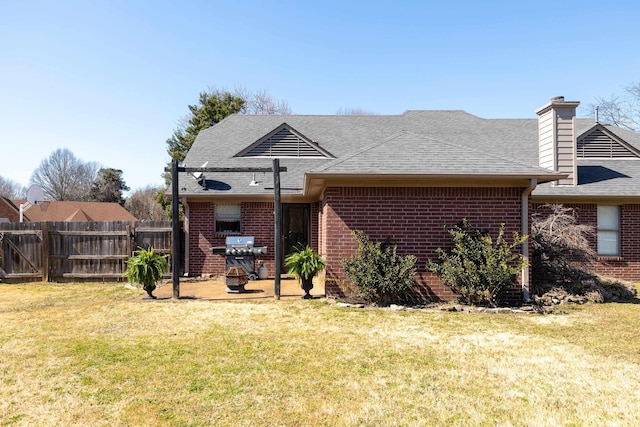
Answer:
xmin=538 ymin=111 xmax=554 ymax=170
xmin=537 ymin=103 xmax=578 ymax=186
xmin=556 ymin=109 xmax=576 ymax=185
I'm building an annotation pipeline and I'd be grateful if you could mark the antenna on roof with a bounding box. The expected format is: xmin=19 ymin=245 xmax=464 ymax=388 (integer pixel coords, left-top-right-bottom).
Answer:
xmin=20 ymin=184 xmax=46 ymax=223
xmin=595 ymin=105 xmax=599 ymax=123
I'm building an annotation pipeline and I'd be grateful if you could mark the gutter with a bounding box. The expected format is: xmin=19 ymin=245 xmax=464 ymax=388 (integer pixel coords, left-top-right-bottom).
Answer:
xmin=521 ymin=178 xmax=537 ymax=303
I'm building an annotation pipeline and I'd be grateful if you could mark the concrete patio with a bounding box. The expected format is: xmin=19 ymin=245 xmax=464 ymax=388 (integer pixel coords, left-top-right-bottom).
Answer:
xmin=151 ymin=276 xmax=324 ymax=300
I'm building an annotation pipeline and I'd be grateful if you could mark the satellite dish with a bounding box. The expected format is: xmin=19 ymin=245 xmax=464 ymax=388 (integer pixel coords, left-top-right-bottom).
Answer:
xmin=20 ymin=185 xmax=46 ymax=222
xmin=26 ymin=185 xmax=46 ymax=205
xmin=191 ymin=161 xmax=208 ymax=180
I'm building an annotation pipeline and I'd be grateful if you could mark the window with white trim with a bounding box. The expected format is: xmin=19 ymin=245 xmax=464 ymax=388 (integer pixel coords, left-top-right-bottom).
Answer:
xmin=215 ymin=204 xmax=241 ymax=234
xmin=597 ymin=205 xmax=620 ymax=257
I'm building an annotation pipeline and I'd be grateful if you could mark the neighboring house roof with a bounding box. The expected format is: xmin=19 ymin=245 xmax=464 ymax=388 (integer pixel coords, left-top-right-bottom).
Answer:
xmin=10 ymin=200 xmax=137 ymax=222
xmin=179 ymin=111 xmax=640 ymax=200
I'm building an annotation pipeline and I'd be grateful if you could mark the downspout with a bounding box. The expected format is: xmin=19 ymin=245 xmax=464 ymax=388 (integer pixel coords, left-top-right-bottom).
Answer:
xmin=521 ymin=178 xmax=537 ymax=303
xmin=182 ymin=196 xmax=189 ymax=277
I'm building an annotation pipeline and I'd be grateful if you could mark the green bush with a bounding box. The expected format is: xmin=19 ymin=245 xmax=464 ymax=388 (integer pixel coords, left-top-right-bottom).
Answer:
xmin=427 ymin=220 xmax=527 ymax=306
xmin=341 ymin=230 xmax=417 ymax=305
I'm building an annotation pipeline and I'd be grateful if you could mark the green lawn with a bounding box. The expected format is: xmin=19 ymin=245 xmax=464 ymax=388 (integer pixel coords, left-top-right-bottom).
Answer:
xmin=1 ymin=283 xmax=640 ymax=426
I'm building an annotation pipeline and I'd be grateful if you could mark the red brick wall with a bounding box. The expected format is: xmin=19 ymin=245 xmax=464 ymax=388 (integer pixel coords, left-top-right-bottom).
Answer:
xmin=0 ymin=198 xmax=19 ymax=222
xmin=187 ymin=202 xmax=274 ymax=276
xmin=534 ymin=203 xmax=640 ymax=281
xmin=321 ymin=187 xmax=524 ymax=302
xmin=187 ymin=201 xmax=319 ymax=277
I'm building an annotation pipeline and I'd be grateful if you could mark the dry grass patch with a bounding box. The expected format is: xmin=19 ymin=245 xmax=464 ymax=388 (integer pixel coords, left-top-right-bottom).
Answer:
xmin=1 ymin=283 xmax=640 ymax=426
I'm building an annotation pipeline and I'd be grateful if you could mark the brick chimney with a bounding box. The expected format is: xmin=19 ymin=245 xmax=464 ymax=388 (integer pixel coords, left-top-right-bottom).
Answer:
xmin=535 ymin=96 xmax=580 ymax=185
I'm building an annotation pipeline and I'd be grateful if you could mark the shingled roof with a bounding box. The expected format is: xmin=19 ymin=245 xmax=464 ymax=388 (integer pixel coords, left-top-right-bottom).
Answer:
xmin=11 ymin=200 xmax=137 ymax=222
xmin=179 ymin=111 xmax=640 ymax=199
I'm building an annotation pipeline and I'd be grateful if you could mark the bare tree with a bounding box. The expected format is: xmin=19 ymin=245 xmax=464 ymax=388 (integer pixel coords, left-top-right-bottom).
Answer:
xmin=30 ymin=148 xmax=100 ymax=201
xmin=336 ymin=107 xmax=378 ymax=115
xmin=124 ymin=185 xmax=167 ymax=221
xmin=0 ymin=176 xmax=25 ymax=199
xmin=589 ymin=82 xmax=640 ymax=132
xmin=234 ymin=87 xmax=292 ymax=115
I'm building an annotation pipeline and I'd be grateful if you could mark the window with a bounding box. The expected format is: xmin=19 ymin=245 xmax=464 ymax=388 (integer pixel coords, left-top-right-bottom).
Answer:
xmin=597 ymin=205 xmax=620 ymax=257
xmin=215 ymin=204 xmax=241 ymax=234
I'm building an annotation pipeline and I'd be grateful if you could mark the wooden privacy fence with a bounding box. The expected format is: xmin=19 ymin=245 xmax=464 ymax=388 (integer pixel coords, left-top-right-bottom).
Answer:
xmin=0 ymin=221 xmax=176 ymax=282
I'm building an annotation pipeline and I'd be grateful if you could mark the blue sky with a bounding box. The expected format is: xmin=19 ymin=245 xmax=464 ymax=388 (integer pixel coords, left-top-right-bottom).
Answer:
xmin=1 ymin=0 xmax=638 ymax=193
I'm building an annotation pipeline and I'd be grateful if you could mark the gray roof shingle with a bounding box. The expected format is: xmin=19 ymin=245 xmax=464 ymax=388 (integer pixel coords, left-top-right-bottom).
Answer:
xmin=179 ymin=111 xmax=640 ymax=199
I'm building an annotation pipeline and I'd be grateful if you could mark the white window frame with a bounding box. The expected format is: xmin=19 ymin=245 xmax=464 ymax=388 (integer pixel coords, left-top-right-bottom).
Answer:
xmin=215 ymin=204 xmax=241 ymax=234
xmin=597 ymin=205 xmax=620 ymax=257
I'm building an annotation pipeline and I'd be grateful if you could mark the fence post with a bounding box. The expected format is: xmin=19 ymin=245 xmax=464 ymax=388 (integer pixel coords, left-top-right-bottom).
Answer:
xmin=41 ymin=222 xmax=50 ymax=282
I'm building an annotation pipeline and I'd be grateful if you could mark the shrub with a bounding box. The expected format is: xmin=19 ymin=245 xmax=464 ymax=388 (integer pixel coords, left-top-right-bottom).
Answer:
xmin=427 ymin=220 xmax=527 ymax=306
xmin=341 ymin=230 xmax=417 ymax=305
xmin=530 ymin=204 xmax=596 ymax=289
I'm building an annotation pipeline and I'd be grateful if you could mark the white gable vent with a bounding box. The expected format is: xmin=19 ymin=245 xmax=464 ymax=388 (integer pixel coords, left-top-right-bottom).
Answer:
xmin=578 ymin=127 xmax=639 ymax=158
xmin=235 ymin=123 xmax=334 ymax=158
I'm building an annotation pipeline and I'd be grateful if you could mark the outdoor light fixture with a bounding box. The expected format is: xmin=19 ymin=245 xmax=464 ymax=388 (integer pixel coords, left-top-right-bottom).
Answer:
xmin=249 ymin=173 xmax=259 ymax=186
xmin=191 ymin=161 xmax=208 ymax=188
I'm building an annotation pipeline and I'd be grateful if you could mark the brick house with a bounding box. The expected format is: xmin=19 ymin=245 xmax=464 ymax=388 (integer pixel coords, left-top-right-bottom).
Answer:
xmin=0 ymin=198 xmax=21 ymax=222
xmin=177 ymin=96 xmax=640 ymax=302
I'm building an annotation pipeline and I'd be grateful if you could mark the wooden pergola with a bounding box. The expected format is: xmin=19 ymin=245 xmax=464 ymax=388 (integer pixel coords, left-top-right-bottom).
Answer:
xmin=168 ymin=158 xmax=287 ymax=300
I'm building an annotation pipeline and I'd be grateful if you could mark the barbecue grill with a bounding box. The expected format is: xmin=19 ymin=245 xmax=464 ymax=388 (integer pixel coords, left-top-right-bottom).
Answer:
xmin=212 ymin=236 xmax=267 ymax=293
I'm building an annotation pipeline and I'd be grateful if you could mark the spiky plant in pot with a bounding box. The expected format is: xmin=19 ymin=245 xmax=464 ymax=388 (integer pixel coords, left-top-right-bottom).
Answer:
xmin=285 ymin=245 xmax=326 ymax=299
xmin=125 ymin=247 xmax=169 ymax=299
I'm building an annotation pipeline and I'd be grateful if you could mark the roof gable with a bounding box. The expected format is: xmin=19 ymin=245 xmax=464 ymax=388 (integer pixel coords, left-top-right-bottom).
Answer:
xmin=577 ymin=124 xmax=640 ymax=159
xmin=234 ymin=123 xmax=334 ymax=159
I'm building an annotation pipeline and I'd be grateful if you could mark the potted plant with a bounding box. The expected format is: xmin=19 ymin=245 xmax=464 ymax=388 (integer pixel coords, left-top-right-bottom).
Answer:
xmin=125 ymin=247 xmax=169 ymax=299
xmin=285 ymin=245 xmax=326 ymax=299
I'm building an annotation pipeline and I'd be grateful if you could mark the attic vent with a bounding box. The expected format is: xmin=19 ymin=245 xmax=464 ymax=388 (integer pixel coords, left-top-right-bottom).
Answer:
xmin=577 ymin=128 xmax=639 ymax=158
xmin=234 ymin=123 xmax=334 ymax=158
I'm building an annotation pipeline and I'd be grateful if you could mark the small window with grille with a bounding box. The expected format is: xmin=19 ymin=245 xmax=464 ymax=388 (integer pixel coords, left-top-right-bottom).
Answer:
xmin=215 ymin=204 xmax=241 ymax=234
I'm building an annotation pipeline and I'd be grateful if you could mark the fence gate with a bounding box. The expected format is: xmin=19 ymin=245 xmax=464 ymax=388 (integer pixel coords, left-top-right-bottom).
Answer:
xmin=48 ymin=221 xmax=131 ymax=281
xmin=0 ymin=222 xmax=44 ymax=280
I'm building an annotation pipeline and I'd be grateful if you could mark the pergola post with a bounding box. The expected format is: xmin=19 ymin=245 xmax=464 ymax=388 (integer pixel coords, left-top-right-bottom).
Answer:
xmin=273 ymin=159 xmax=282 ymax=299
xmin=168 ymin=162 xmax=287 ymax=300
xmin=171 ymin=158 xmax=180 ymax=299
